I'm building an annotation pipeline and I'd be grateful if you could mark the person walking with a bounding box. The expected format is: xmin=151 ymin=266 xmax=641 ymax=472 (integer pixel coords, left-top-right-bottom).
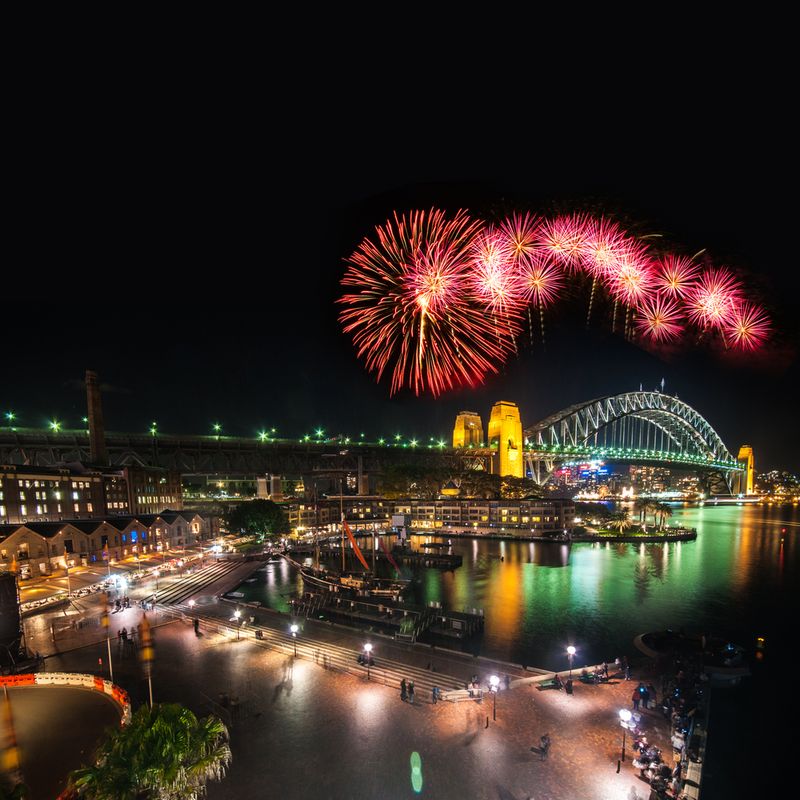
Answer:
xmin=623 ymin=655 xmax=631 ymax=680
xmin=639 ymin=682 xmax=649 ymax=710
xmin=602 ymin=661 xmax=609 ymax=679
xmin=400 ymin=678 xmax=407 ymax=702
xmin=632 ymin=687 xmax=640 ymax=711
xmin=409 ymin=681 xmax=415 ymax=705
xmin=432 ymin=686 xmax=439 ymax=704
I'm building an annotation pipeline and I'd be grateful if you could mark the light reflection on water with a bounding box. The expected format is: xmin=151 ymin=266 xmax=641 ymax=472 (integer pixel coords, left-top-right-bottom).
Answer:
xmin=239 ymin=504 xmax=799 ymax=671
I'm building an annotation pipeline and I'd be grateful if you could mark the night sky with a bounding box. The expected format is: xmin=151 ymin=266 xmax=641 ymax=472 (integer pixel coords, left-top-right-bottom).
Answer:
xmin=7 ymin=126 xmax=798 ymax=471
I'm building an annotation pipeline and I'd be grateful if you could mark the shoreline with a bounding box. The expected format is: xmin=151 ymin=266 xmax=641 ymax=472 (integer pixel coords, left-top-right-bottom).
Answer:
xmin=340 ymin=528 xmax=698 ymax=545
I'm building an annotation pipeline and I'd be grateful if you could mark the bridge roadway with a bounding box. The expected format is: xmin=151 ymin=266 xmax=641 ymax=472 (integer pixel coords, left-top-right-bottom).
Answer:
xmin=0 ymin=391 xmax=743 ymax=488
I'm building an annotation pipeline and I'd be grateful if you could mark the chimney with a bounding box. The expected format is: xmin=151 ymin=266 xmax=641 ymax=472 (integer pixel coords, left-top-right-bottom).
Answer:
xmin=85 ymin=369 xmax=108 ymax=465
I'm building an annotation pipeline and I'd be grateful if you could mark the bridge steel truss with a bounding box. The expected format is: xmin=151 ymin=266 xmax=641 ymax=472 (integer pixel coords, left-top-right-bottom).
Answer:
xmin=523 ymin=391 xmax=743 ymax=489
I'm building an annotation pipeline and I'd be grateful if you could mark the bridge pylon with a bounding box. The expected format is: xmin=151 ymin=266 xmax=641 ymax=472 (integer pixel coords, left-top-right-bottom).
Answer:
xmin=488 ymin=401 xmax=524 ymax=478
xmin=736 ymin=445 xmax=755 ymax=495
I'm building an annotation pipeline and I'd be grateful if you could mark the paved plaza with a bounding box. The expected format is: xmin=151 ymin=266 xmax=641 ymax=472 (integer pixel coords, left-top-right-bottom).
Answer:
xmin=25 ymin=585 xmax=671 ymax=800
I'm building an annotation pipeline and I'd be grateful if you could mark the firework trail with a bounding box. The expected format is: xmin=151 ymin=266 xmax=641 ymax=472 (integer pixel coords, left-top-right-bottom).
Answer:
xmin=579 ymin=217 xmax=629 ymax=325
xmin=517 ymin=253 xmax=564 ymax=346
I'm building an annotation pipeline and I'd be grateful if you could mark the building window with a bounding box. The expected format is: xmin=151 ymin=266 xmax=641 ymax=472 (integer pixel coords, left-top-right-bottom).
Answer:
xmin=20 ymin=504 xmax=27 ymax=515
xmin=74 ymin=503 xmax=80 ymax=513
xmin=64 ymin=539 xmax=74 ymax=554
xmin=87 ymin=503 xmax=93 ymax=513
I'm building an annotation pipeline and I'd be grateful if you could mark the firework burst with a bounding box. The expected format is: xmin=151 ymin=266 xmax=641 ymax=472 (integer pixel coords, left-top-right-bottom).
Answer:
xmin=579 ymin=217 xmax=629 ymax=278
xmin=536 ymin=213 xmax=590 ymax=271
xmin=517 ymin=254 xmax=564 ymax=307
xmin=339 ymin=209 xmax=517 ymax=396
xmin=467 ymin=227 xmax=523 ymax=313
xmin=686 ymin=267 xmax=743 ymax=329
xmin=607 ymin=246 xmax=656 ymax=307
xmin=498 ymin=212 xmax=541 ymax=261
xmin=635 ymin=295 xmax=684 ymax=342
xmin=723 ymin=301 xmax=770 ymax=350
xmin=655 ymin=254 xmax=700 ymax=298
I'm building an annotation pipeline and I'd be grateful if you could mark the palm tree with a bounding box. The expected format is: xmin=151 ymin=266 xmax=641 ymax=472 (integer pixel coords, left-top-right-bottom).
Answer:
xmin=607 ymin=511 xmax=632 ymax=534
xmin=68 ymin=704 xmax=231 ymax=800
xmin=656 ymin=502 xmax=673 ymax=530
xmin=633 ymin=497 xmax=650 ymax=526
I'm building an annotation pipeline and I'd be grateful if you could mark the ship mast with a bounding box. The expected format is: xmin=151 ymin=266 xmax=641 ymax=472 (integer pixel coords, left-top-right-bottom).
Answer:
xmin=340 ymin=477 xmax=345 ymax=573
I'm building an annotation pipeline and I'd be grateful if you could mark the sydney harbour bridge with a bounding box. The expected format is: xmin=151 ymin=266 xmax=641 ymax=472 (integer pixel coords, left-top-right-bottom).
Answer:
xmin=0 ymin=390 xmax=750 ymax=495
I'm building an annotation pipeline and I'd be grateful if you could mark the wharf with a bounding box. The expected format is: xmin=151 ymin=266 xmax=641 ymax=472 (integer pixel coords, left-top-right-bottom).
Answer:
xmin=292 ymin=591 xmax=484 ymax=643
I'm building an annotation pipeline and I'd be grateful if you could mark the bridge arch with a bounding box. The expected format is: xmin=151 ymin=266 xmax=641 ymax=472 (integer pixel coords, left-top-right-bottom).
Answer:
xmin=524 ymin=391 xmax=737 ymax=467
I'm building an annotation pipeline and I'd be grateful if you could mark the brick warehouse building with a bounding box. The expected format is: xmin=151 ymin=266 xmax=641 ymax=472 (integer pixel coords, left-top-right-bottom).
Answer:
xmin=0 ymin=510 xmax=217 ymax=580
xmin=0 ymin=464 xmax=182 ymax=525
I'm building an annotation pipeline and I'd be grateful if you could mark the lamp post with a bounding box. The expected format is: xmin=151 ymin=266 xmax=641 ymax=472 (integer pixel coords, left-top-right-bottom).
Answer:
xmin=234 ymin=609 xmax=241 ymax=640
xmin=363 ymin=643 xmax=373 ymax=680
xmin=566 ymin=645 xmax=576 ymax=678
xmin=290 ymin=623 xmax=299 ymax=656
xmin=619 ymin=708 xmax=632 ymax=762
xmin=489 ymin=674 xmax=499 ymax=720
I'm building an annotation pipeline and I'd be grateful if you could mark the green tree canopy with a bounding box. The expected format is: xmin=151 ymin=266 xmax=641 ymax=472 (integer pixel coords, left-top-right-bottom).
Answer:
xmin=226 ymin=499 xmax=289 ymax=537
xmin=68 ymin=703 xmax=230 ymax=800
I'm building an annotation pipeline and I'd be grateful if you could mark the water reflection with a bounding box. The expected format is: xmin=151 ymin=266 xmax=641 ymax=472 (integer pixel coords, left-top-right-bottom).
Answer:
xmin=239 ymin=505 xmax=799 ymax=671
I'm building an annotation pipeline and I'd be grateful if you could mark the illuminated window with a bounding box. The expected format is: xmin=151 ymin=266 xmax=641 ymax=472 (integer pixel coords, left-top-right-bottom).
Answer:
xmin=20 ymin=504 xmax=27 ymax=515
xmin=36 ymin=505 xmax=42 ymax=514
xmin=72 ymin=491 xmax=79 ymax=500
xmin=74 ymin=503 xmax=80 ymax=512
xmin=0 ymin=506 xmax=5 ymax=517
xmin=87 ymin=503 xmax=93 ymax=513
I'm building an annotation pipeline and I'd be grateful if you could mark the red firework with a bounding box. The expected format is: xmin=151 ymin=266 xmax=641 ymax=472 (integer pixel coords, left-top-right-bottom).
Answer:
xmin=686 ymin=267 xmax=743 ymax=329
xmin=467 ymin=226 xmax=524 ymax=312
xmin=635 ymin=295 xmax=684 ymax=342
xmin=517 ymin=253 xmax=564 ymax=307
xmin=723 ymin=301 xmax=770 ymax=350
xmin=654 ymin=254 xmax=700 ymax=298
xmin=607 ymin=245 xmax=656 ymax=307
xmin=339 ymin=209 xmax=515 ymax=396
xmin=536 ymin=213 xmax=591 ymax=271
xmin=579 ymin=217 xmax=629 ymax=278
xmin=498 ymin=212 xmax=541 ymax=261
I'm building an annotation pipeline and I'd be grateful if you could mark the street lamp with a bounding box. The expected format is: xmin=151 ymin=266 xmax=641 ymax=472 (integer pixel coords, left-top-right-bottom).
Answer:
xmin=489 ymin=674 xmax=499 ymax=720
xmin=619 ymin=708 xmax=632 ymax=762
xmin=566 ymin=645 xmax=576 ymax=678
xmin=234 ymin=609 xmax=241 ymax=640
xmin=363 ymin=643 xmax=373 ymax=680
xmin=290 ymin=623 xmax=299 ymax=656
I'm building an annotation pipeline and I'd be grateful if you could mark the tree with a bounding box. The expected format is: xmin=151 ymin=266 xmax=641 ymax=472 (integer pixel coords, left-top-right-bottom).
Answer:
xmin=656 ymin=502 xmax=673 ymax=530
xmin=68 ymin=703 xmax=231 ymax=800
xmin=226 ymin=499 xmax=289 ymax=538
xmin=607 ymin=511 xmax=632 ymax=534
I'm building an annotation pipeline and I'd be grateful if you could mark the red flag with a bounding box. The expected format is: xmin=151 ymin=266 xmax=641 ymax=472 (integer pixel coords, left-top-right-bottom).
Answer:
xmin=342 ymin=519 xmax=370 ymax=571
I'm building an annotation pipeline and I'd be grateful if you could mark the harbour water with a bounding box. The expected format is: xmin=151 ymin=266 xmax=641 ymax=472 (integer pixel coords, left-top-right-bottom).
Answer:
xmin=237 ymin=503 xmax=797 ymax=797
